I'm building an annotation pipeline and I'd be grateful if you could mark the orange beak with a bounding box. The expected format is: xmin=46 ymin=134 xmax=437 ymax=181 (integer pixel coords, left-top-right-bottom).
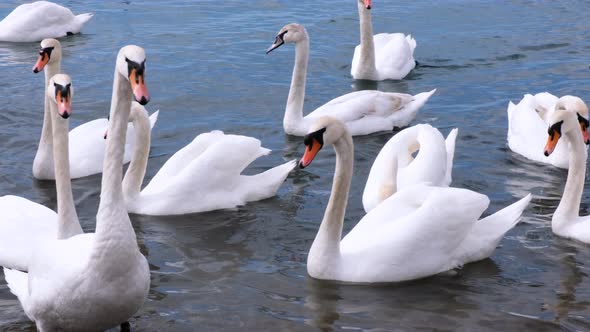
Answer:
xmin=129 ymin=68 xmax=150 ymax=105
xmin=56 ymin=90 xmax=71 ymax=119
xmin=32 ymin=53 xmax=49 ymax=73
xmin=363 ymin=0 xmax=372 ymax=9
xmin=299 ymin=139 xmax=323 ymax=168
xmin=544 ymin=131 xmax=561 ymax=156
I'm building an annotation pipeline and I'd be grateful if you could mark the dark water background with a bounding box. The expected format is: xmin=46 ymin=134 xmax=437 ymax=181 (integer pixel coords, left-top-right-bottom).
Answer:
xmin=0 ymin=0 xmax=589 ymax=331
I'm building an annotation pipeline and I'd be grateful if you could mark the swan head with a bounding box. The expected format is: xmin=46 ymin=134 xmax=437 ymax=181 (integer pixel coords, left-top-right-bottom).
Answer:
xmin=32 ymin=38 xmax=61 ymax=73
xmin=299 ymin=116 xmax=348 ymax=168
xmin=359 ymin=0 xmax=372 ymax=10
xmin=47 ymin=74 xmax=73 ymax=119
xmin=544 ymin=96 xmax=589 ymax=156
xmin=266 ymin=23 xmax=308 ymax=54
xmin=116 ymin=45 xmax=150 ymax=105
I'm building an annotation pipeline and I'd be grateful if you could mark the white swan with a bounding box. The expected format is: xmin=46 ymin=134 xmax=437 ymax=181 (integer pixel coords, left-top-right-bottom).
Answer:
xmin=362 ymin=124 xmax=458 ymax=212
xmin=120 ymin=103 xmax=296 ymax=215
xmin=0 ymin=1 xmax=92 ymax=42
xmin=350 ymin=0 xmax=417 ymax=80
xmin=4 ymin=46 xmax=151 ymax=331
xmin=299 ymin=116 xmax=531 ymax=283
xmin=267 ymin=23 xmax=435 ymax=136
xmin=543 ymin=96 xmax=590 ymax=243
xmin=0 ymin=74 xmax=82 ymax=272
xmin=507 ymin=92 xmax=589 ymax=169
xmin=32 ymin=38 xmax=158 ymax=180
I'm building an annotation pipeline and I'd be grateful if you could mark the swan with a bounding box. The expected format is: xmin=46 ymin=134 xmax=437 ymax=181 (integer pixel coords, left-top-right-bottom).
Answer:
xmin=507 ymin=92 xmax=589 ymax=169
xmin=32 ymin=38 xmax=158 ymax=180
xmin=0 ymin=74 xmax=83 ymax=272
xmin=298 ymin=116 xmax=531 ymax=283
xmin=543 ymin=96 xmax=590 ymax=243
xmin=362 ymin=124 xmax=458 ymax=212
xmin=3 ymin=45 xmax=151 ymax=331
xmin=350 ymin=0 xmax=417 ymax=80
xmin=0 ymin=1 xmax=92 ymax=42
xmin=266 ymin=23 xmax=435 ymax=136
xmin=120 ymin=102 xmax=296 ymax=215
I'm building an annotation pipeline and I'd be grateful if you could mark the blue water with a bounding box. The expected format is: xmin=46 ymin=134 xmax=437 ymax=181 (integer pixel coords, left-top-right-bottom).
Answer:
xmin=0 ymin=0 xmax=589 ymax=331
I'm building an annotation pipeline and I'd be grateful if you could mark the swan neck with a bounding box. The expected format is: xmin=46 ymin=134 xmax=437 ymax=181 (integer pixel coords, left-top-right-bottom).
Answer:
xmin=94 ymin=70 xmax=136 ymax=254
xmin=50 ymin=99 xmax=82 ymax=239
xmin=554 ymin=130 xmax=587 ymax=225
xmin=123 ymin=110 xmax=151 ymax=199
xmin=309 ymin=133 xmax=354 ymax=264
xmin=284 ymin=38 xmax=308 ymax=133
xmin=357 ymin=2 xmax=377 ymax=77
xmin=34 ymin=61 xmax=60 ymax=173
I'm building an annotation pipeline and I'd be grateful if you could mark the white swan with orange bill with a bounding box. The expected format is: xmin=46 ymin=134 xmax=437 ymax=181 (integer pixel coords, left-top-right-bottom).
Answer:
xmin=298 ymin=116 xmax=531 ymax=283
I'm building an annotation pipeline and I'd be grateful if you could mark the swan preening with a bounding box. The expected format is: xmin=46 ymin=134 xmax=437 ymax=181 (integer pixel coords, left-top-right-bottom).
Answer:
xmin=32 ymin=38 xmax=158 ymax=179
xmin=299 ymin=117 xmax=531 ymax=283
xmin=544 ymin=96 xmax=590 ymax=244
xmin=507 ymin=92 xmax=590 ymax=169
xmin=0 ymin=1 xmax=92 ymax=42
xmin=121 ymin=103 xmax=296 ymax=216
xmin=351 ymin=0 xmax=417 ymax=80
xmin=3 ymin=46 xmax=150 ymax=331
xmin=267 ymin=23 xmax=435 ymax=136
xmin=362 ymin=124 xmax=458 ymax=212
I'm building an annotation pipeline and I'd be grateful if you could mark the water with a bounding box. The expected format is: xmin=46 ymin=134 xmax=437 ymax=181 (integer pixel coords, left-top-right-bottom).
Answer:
xmin=0 ymin=0 xmax=589 ymax=330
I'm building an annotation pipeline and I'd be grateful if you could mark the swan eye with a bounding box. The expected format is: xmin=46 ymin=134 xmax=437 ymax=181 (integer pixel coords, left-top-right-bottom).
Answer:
xmin=577 ymin=113 xmax=589 ymax=128
xmin=39 ymin=46 xmax=54 ymax=57
xmin=303 ymin=127 xmax=327 ymax=147
xmin=547 ymin=120 xmax=563 ymax=138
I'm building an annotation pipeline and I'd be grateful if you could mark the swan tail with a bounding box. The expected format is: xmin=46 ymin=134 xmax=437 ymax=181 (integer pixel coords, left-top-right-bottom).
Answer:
xmin=148 ymin=110 xmax=160 ymax=130
xmin=387 ymin=89 xmax=436 ymax=128
xmin=443 ymin=128 xmax=458 ymax=186
xmin=4 ymin=268 xmax=29 ymax=304
xmin=75 ymin=13 xmax=94 ymax=25
xmin=457 ymin=193 xmax=532 ymax=264
xmin=241 ymin=159 xmax=296 ymax=202
xmin=405 ymin=34 xmax=417 ymax=54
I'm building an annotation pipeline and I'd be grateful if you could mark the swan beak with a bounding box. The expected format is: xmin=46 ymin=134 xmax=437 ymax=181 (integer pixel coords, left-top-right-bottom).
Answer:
xmin=266 ymin=35 xmax=284 ymax=54
xmin=544 ymin=132 xmax=560 ymax=156
xmin=129 ymin=68 xmax=150 ymax=105
xmin=299 ymin=139 xmax=323 ymax=168
xmin=55 ymin=85 xmax=72 ymax=119
xmin=32 ymin=47 xmax=53 ymax=73
xmin=363 ymin=0 xmax=372 ymax=10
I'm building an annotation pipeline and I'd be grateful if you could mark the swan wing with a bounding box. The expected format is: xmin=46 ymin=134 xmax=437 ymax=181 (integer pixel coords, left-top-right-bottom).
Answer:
xmin=340 ymin=185 xmax=490 ymax=282
xmin=373 ymin=33 xmax=417 ymax=80
xmin=0 ymin=195 xmax=57 ymax=271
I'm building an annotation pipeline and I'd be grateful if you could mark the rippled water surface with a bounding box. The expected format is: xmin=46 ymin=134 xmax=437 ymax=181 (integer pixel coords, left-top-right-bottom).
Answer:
xmin=0 ymin=0 xmax=589 ymax=331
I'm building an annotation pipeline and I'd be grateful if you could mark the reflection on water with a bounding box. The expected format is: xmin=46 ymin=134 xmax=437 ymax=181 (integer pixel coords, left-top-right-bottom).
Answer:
xmin=0 ymin=0 xmax=589 ymax=331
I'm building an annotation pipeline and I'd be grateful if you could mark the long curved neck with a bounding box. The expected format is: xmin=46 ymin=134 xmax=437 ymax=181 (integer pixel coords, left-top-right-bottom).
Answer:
xmin=50 ymin=102 xmax=82 ymax=239
xmin=93 ymin=70 xmax=136 ymax=257
xmin=122 ymin=109 xmax=151 ymax=199
xmin=554 ymin=129 xmax=588 ymax=226
xmin=34 ymin=61 xmax=60 ymax=171
xmin=309 ymin=134 xmax=354 ymax=267
xmin=284 ymin=37 xmax=309 ymax=134
xmin=357 ymin=2 xmax=377 ymax=78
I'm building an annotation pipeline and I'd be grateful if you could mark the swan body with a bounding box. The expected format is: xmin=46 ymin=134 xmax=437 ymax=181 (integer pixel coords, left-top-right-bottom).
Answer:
xmin=123 ymin=104 xmax=296 ymax=216
xmin=363 ymin=124 xmax=458 ymax=212
xmin=5 ymin=46 xmax=151 ymax=331
xmin=0 ymin=1 xmax=92 ymax=42
xmin=507 ymin=92 xmax=589 ymax=169
xmin=544 ymin=96 xmax=590 ymax=243
xmin=32 ymin=38 xmax=158 ymax=180
xmin=267 ymin=23 xmax=435 ymax=136
xmin=351 ymin=0 xmax=416 ymax=80
xmin=300 ymin=117 xmax=531 ymax=283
